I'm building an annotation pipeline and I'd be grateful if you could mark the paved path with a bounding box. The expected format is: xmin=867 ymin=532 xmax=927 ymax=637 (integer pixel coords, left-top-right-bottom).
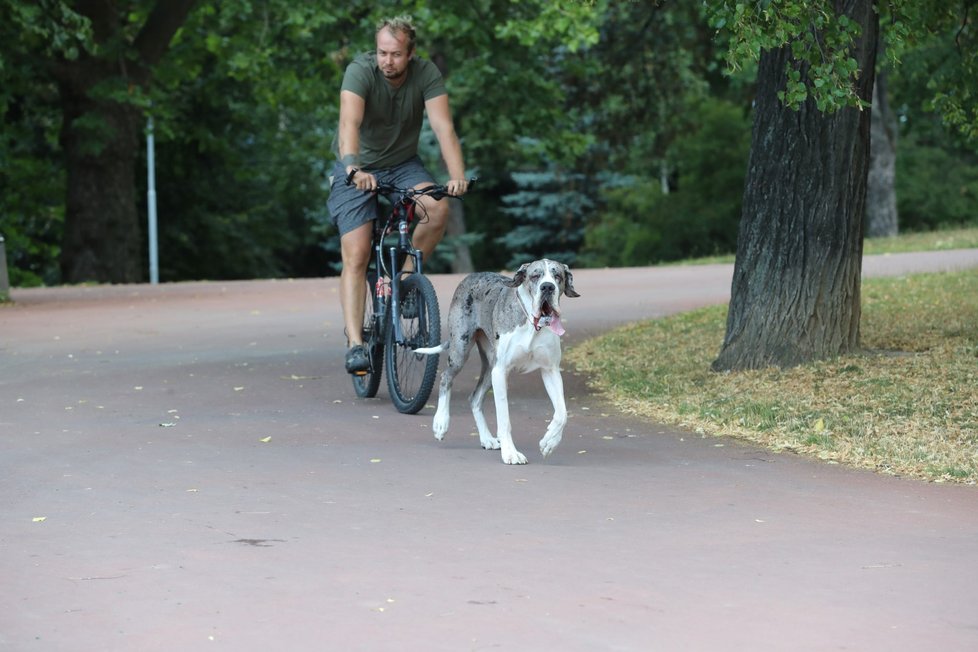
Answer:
xmin=2 ymin=250 xmax=977 ymax=651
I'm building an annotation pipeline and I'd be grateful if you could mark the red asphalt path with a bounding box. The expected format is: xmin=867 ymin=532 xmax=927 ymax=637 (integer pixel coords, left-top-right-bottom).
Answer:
xmin=2 ymin=250 xmax=977 ymax=651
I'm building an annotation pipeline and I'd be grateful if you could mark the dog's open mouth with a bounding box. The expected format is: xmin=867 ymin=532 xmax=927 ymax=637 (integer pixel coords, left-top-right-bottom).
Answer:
xmin=534 ymin=300 xmax=565 ymax=336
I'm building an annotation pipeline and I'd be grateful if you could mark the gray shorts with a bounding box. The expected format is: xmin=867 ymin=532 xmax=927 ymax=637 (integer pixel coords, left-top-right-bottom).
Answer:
xmin=327 ymin=156 xmax=435 ymax=237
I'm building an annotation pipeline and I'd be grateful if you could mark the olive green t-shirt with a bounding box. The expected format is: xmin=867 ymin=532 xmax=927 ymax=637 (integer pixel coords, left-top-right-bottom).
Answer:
xmin=338 ymin=52 xmax=447 ymax=170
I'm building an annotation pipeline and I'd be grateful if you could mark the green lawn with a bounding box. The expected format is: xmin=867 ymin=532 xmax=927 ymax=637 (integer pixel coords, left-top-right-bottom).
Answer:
xmin=567 ymin=227 xmax=978 ymax=484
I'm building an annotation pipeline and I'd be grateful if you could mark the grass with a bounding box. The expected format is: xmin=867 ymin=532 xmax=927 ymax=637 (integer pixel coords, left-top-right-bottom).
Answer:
xmin=566 ymin=226 xmax=978 ymax=484
xmin=675 ymin=224 xmax=978 ymax=266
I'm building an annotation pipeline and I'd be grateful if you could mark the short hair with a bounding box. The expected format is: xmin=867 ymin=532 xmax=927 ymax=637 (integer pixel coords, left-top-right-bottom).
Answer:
xmin=376 ymin=15 xmax=417 ymax=52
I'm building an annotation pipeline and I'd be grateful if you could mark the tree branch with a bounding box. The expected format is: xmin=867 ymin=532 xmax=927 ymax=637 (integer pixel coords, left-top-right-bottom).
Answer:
xmin=133 ymin=0 xmax=198 ymax=67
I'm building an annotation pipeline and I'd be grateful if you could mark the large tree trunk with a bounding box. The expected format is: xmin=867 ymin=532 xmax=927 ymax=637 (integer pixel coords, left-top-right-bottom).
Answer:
xmin=866 ymin=66 xmax=899 ymax=238
xmin=58 ymin=67 xmax=143 ymax=282
xmin=712 ymin=0 xmax=878 ymax=371
xmin=55 ymin=0 xmax=197 ymax=284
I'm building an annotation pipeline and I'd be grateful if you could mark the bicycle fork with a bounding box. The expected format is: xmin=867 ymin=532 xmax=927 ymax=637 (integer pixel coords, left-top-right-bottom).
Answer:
xmin=387 ymin=241 xmax=425 ymax=347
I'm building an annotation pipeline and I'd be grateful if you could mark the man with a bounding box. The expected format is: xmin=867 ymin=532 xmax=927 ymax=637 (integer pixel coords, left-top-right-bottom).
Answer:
xmin=328 ymin=15 xmax=468 ymax=374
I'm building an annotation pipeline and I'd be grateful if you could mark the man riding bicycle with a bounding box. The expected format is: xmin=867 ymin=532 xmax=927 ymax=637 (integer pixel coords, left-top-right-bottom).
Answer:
xmin=328 ymin=15 xmax=469 ymax=374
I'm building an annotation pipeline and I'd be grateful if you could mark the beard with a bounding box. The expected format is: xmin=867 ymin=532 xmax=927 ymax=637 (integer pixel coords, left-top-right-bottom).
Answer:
xmin=382 ymin=66 xmax=406 ymax=81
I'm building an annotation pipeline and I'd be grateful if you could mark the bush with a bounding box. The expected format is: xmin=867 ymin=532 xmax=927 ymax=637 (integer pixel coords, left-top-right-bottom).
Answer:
xmin=580 ymin=97 xmax=750 ymax=267
xmin=895 ymin=135 xmax=978 ymax=231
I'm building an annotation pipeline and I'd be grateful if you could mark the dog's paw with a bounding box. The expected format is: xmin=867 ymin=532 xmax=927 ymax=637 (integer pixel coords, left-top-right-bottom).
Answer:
xmin=480 ymin=436 xmax=500 ymax=450
xmin=432 ymin=415 xmax=449 ymax=441
xmin=539 ymin=435 xmax=562 ymax=457
xmin=501 ymin=449 xmax=528 ymax=465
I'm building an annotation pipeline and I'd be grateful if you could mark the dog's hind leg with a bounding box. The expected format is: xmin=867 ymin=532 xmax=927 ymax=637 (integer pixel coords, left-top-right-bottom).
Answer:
xmin=538 ymin=367 xmax=568 ymax=458
xmin=469 ymin=336 xmax=499 ymax=450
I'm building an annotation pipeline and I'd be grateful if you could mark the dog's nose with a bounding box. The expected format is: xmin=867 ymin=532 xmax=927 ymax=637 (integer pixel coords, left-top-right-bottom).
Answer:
xmin=541 ymin=282 xmax=556 ymax=296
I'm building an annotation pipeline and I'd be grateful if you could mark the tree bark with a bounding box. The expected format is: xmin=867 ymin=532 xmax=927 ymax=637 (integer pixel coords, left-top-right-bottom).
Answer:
xmin=712 ymin=0 xmax=878 ymax=371
xmin=446 ymin=200 xmax=474 ymax=274
xmin=866 ymin=65 xmax=899 ymax=238
xmin=56 ymin=0 xmax=197 ymax=284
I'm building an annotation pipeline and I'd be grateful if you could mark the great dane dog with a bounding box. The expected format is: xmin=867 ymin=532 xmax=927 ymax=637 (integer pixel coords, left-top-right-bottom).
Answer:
xmin=415 ymin=259 xmax=580 ymax=464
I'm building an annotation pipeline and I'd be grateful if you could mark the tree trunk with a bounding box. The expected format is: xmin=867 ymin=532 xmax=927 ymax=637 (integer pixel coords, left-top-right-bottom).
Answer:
xmin=446 ymin=200 xmax=474 ymax=274
xmin=58 ymin=67 xmax=143 ymax=282
xmin=56 ymin=0 xmax=197 ymax=284
xmin=866 ymin=65 xmax=899 ymax=238
xmin=712 ymin=0 xmax=878 ymax=371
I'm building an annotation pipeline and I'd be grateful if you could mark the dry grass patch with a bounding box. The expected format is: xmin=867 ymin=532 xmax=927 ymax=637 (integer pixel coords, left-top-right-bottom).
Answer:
xmin=567 ymin=270 xmax=978 ymax=484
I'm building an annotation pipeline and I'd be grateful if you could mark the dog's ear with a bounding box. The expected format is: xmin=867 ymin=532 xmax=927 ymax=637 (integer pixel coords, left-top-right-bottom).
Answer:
xmin=563 ymin=264 xmax=581 ymax=298
xmin=506 ymin=263 xmax=530 ymax=288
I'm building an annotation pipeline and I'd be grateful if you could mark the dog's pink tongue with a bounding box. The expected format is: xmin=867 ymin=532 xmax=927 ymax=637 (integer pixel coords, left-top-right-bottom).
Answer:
xmin=549 ymin=315 xmax=565 ymax=336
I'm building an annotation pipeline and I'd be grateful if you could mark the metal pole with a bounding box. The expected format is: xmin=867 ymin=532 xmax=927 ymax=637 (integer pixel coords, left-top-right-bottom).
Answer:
xmin=146 ymin=116 xmax=159 ymax=284
xmin=0 ymin=234 xmax=9 ymax=300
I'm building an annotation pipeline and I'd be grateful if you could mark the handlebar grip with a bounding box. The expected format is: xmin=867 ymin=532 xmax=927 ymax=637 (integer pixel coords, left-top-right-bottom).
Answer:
xmin=344 ymin=168 xmax=358 ymax=186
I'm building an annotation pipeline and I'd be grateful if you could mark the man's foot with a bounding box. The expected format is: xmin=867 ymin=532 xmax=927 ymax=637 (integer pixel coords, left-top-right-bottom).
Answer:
xmin=345 ymin=345 xmax=370 ymax=374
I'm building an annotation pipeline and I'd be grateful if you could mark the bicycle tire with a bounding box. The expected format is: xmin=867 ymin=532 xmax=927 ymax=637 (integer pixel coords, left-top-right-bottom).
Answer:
xmin=385 ymin=273 xmax=441 ymax=414
xmin=352 ymin=277 xmax=386 ymax=398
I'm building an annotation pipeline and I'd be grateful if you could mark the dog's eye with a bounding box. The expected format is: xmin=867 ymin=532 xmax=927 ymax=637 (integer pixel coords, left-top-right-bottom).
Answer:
xmin=530 ymin=273 xmax=542 ymax=281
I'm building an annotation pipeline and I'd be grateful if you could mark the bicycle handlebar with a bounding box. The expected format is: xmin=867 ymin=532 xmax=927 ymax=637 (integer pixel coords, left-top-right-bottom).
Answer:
xmin=345 ymin=168 xmax=477 ymax=200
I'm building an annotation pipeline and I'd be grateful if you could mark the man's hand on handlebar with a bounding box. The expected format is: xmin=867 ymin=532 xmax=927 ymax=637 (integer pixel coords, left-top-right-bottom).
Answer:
xmin=446 ymin=178 xmax=468 ymax=197
xmin=345 ymin=167 xmax=377 ymax=192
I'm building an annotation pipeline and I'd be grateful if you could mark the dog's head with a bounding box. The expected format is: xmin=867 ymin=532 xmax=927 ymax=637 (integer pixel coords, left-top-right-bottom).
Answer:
xmin=508 ymin=259 xmax=580 ymax=331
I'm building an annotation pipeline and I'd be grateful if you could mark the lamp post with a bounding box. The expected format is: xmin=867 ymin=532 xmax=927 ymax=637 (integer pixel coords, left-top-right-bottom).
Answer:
xmin=146 ymin=115 xmax=159 ymax=285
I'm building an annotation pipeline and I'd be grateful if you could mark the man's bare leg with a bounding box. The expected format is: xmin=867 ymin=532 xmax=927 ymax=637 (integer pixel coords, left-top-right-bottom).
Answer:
xmin=405 ymin=189 xmax=449 ymax=271
xmin=340 ymin=223 xmax=373 ymax=345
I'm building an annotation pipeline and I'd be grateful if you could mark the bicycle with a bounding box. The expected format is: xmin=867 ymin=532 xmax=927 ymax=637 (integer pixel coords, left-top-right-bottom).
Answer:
xmin=346 ymin=170 xmax=475 ymax=414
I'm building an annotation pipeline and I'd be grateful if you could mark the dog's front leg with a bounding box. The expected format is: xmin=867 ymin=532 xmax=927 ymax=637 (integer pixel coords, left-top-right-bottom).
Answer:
xmin=539 ymin=367 xmax=568 ymax=457
xmin=491 ymin=365 xmax=527 ymax=465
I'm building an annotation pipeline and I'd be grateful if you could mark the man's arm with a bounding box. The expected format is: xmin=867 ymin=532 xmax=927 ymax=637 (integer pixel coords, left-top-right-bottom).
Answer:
xmin=338 ymin=90 xmax=375 ymax=190
xmin=425 ymin=94 xmax=468 ymax=196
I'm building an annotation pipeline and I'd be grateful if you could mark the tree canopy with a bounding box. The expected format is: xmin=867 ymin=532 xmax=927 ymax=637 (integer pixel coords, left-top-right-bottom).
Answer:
xmin=0 ymin=0 xmax=975 ymax=287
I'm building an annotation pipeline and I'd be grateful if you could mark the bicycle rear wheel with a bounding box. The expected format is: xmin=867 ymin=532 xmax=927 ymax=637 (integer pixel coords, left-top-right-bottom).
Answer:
xmin=352 ymin=277 xmax=387 ymax=398
xmin=385 ymin=273 xmax=440 ymax=414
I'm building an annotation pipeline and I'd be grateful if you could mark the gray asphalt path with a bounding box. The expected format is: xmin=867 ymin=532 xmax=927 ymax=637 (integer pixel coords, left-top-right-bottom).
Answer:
xmin=2 ymin=250 xmax=977 ymax=651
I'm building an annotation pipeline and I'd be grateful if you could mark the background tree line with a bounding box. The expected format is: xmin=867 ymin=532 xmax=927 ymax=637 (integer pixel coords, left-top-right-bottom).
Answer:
xmin=2 ymin=0 xmax=975 ymax=289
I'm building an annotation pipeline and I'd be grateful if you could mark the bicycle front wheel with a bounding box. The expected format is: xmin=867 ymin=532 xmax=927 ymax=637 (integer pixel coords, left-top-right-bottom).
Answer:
xmin=352 ymin=277 xmax=387 ymax=399
xmin=385 ymin=273 xmax=441 ymax=414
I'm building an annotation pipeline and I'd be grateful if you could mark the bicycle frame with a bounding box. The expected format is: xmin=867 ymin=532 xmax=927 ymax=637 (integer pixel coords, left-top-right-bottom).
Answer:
xmin=372 ymin=194 xmax=427 ymax=347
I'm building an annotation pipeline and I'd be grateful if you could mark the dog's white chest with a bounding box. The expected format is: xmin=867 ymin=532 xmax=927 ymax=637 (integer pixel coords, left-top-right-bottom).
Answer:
xmin=497 ymin=323 xmax=562 ymax=373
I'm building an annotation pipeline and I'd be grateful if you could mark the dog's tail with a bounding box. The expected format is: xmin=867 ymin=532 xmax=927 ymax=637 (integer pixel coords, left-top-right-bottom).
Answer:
xmin=413 ymin=342 xmax=447 ymax=355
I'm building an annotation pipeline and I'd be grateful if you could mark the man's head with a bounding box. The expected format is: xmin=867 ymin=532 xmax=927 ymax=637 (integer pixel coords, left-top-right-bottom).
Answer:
xmin=375 ymin=16 xmax=416 ymax=83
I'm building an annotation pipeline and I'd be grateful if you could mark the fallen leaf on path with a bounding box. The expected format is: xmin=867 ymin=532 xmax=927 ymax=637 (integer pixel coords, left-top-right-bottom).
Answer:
xmin=259 ymin=436 xmax=272 ymax=443
xmin=32 ymin=517 xmax=46 ymax=522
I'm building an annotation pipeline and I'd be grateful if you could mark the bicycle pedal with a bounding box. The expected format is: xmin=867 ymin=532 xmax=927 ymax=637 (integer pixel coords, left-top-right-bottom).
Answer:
xmin=353 ymin=370 xmax=368 ymax=376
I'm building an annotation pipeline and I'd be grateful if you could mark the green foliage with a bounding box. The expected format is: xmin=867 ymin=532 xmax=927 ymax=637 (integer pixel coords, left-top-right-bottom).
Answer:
xmin=2 ymin=0 xmax=977 ymax=285
xmin=497 ymin=169 xmax=593 ymax=269
xmin=706 ymin=1 xmax=867 ymax=111
xmin=0 ymin=0 xmax=72 ymax=285
xmin=580 ymin=97 xmax=750 ymax=267
xmin=143 ymin=1 xmax=342 ymax=281
xmin=895 ymin=134 xmax=978 ymax=232
xmin=495 ymin=0 xmax=602 ymax=53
